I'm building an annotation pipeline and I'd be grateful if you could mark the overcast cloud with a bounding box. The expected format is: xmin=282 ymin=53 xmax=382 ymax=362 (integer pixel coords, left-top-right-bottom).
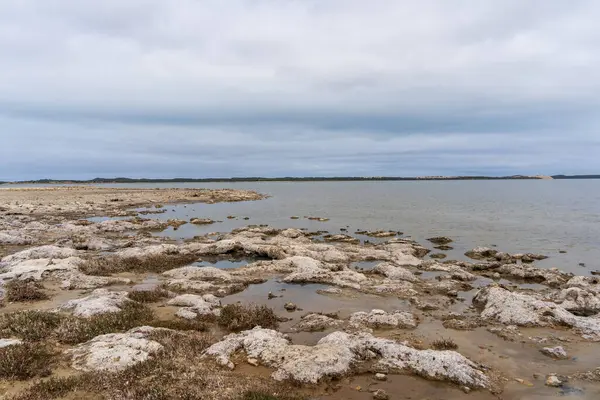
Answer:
xmin=1 ymin=0 xmax=599 ymax=180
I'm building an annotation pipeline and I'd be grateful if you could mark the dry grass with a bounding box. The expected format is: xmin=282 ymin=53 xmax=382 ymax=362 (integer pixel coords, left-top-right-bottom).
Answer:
xmin=4 ymin=280 xmax=49 ymax=302
xmin=78 ymin=253 xmax=199 ymax=276
xmin=0 ymin=310 xmax=63 ymax=341
xmin=431 ymin=338 xmax=458 ymax=350
xmin=0 ymin=303 xmax=155 ymax=344
xmin=149 ymin=317 xmax=210 ymax=332
xmin=218 ymin=303 xmax=279 ymax=332
xmin=127 ymin=287 xmax=172 ymax=303
xmin=0 ymin=343 xmax=54 ymax=380
xmin=10 ymin=330 xmax=303 ymax=400
xmin=55 ymin=302 xmax=155 ymax=345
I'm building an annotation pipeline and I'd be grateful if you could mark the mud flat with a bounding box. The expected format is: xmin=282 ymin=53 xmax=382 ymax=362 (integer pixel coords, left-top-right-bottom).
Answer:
xmin=0 ymin=187 xmax=599 ymax=399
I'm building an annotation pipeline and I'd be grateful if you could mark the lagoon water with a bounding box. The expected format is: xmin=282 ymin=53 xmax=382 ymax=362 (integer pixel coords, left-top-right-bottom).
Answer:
xmin=80 ymin=179 xmax=600 ymax=274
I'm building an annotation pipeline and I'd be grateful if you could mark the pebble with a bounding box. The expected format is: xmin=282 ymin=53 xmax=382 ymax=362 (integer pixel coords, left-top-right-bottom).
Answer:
xmin=541 ymin=346 xmax=568 ymax=359
xmin=372 ymin=389 xmax=390 ymax=400
xmin=374 ymin=373 xmax=387 ymax=381
xmin=247 ymin=358 xmax=259 ymax=366
xmin=284 ymin=302 xmax=297 ymax=311
xmin=546 ymin=374 xmax=563 ymax=387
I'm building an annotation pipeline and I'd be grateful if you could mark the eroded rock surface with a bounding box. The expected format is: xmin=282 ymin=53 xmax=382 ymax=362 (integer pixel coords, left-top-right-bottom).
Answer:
xmin=349 ymin=309 xmax=418 ymax=330
xmin=203 ymin=327 xmax=490 ymax=388
xmin=60 ymin=289 xmax=130 ymax=317
xmin=67 ymin=326 xmax=164 ymax=371
xmin=168 ymin=293 xmax=221 ymax=318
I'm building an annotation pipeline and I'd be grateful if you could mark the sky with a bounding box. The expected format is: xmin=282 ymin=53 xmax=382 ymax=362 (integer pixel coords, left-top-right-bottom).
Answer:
xmin=1 ymin=0 xmax=599 ymax=180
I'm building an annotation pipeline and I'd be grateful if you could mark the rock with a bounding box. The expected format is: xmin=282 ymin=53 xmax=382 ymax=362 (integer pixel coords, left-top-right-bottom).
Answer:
xmin=434 ymin=245 xmax=454 ymax=251
xmin=546 ymin=374 xmax=563 ymax=387
xmin=284 ymin=302 xmax=297 ymax=311
xmin=290 ymin=216 xmax=300 ymax=219
xmin=247 ymin=358 xmax=259 ymax=366
xmin=552 ymin=287 xmax=600 ymax=316
xmin=474 ymin=286 xmax=600 ymax=340
xmin=443 ymin=318 xmax=480 ymax=331
xmin=541 ymin=346 xmax=568 ymax=359
xmin=163 ymin=266 xmax=233 ymax=282
xmin=293 ymin=313 xmax=343 ymax=332
xmin=59 ymin=289 xmax=130 ymax=317
xmin=349 ymin=309 xmax=417 ymax=329
xmin=494 ymin=263 xmax=569 ymax=287
xmin=465 ymin=247 xmax=498 ymax=260
xmin=430 ymin=253 xmax=447 ymax=260
xmin=190 ymin=218 xmax=215 ymax=225
xmin=167 ymin=294 xmax=221 ymax=317
xmin=372 ymin=389 xmax=389 ymax=400
xmin=203 ymin=328 xmax=490 ymax=388
xmin=427 ymin=237 xmax=453 ymax=245
xmin=323 ymin=234 xmax=360 ymax=244
xmin=374 ymin=373 xmax=387 ymax=381
xmin=0 ymin=338 xmax=22 ymax=348
xmin=373 ymin=262 xmax=419 ymax=282
xmin=67 ymin=326 xmax=164 ymax=372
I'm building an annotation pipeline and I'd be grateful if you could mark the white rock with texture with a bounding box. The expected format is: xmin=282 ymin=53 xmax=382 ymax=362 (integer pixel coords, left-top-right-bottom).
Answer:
xmin=67 ymin=326 xmax=164 ymax=371
xmin=203 ymin=327 xmax=489 ymax=388
xmin=59 ymin=289 xmax=130 ymax=317
xmin=350 ymin=309 xmax=418 ymax=329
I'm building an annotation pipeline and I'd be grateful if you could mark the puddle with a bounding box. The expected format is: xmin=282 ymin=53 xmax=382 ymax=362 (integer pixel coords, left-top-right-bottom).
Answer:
xmin=131 ymin=275 xmax=161 ymax=291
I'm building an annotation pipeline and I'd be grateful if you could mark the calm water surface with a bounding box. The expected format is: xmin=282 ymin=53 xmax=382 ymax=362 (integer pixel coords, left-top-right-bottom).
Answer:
xmin=24 ymin=180 xmax=600 ymax=274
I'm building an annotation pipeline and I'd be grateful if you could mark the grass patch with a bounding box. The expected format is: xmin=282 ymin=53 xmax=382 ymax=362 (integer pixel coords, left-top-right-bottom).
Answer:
xmin=78 ymin=253 xmax=199 ymax=276
xmin=431 ymin=338 xmax=458 ymax=350
xmin=127 ymin=287 xmax=171 ymax=303
xmin=4 ymin=280 xmax=49 ymax=302
xmin=0 ymin=343 xmax=54 ymax=380
xmin=149 ymin=317 xmax=211 ymax=332
xmin=218 ymin=303 xmax=279 ymax=332
xmin=56 ymin=302 xmax=155 ymax=345
xmin=0 ymin=310 xmax=63 ymax=341
xmin=0 ymin=303 xmax=154 ymax=344
xmin=10 ymin=329 xmax=303 ymax=400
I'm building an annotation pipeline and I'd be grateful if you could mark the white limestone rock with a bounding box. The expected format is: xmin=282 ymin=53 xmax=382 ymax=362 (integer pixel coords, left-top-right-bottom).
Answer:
xmin=349 ymin=309 xmax=418 ymax=330
xmin=168 ymin=293 xmax=221 ymax=317
xmin=163 ymin=266 xmax=233 ymax=282
xmin=540 ymin=346 xmax=568 ymax=359
xmin=373 ymin=263 xmax=419 ymax=282
xmin=292 ymin=313 xmax=343 ymax=332
xmin=67 ymin=326 xmax=164 ymax=371
xmin=203 ymin=328 xmax=489 ymax=388
xmin=0 ymin=338 xmax=23 ymax=348
xmin=59 ymin=289 xmax=130 ymax=317
xmin=474 ymin=286 xmax=600 ymax=340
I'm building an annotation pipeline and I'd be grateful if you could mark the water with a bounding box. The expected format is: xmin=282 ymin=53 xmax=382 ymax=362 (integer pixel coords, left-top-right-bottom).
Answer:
xmin=14 ymin=180 xmax=600 ymax=274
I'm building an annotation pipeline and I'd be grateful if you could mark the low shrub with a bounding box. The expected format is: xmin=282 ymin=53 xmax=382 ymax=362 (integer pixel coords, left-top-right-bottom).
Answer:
xmin=218 ymin=303 xmax=279 ymax=332
xmin=431 ymin=338 xmax=458 ymax=350
xmin=78 ymin=253 xmax=198 ymax=276
xmin=4 ymin=280 xmax=49 ymax=302
xmin=0 ymin=343 xmax=54 ymax=380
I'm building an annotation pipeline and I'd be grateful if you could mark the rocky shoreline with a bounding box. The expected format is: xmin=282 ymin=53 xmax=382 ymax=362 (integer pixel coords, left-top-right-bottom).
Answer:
xmin=0 ymin=187 xmax=599 ymax=399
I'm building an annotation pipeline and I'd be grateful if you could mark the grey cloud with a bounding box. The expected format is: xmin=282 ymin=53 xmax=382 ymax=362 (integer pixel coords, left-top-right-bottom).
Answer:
xmin=0 ymin=1 xmax=599 ymax=179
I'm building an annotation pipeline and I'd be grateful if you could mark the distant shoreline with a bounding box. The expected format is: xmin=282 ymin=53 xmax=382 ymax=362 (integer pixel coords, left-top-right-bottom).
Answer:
xmin=2 ymin=174 xmax=599 ymax=184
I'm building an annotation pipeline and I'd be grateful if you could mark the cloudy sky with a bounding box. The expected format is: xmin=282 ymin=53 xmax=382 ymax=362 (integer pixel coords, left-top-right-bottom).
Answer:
xmin=1 ymin=0 xmax=599 ymax=180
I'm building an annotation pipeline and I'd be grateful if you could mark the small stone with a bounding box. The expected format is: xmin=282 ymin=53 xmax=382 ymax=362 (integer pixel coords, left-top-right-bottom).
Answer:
xmin=284 ymin=302 xmax=297 ymax=311
xmin=247 ymin=358 xmax=259 ymax=366
xmin=541 ymin=346 xmax=568 ymax=359
xmin=290 ymin=216 xmax=300 ymax=219
xmin=268 ymin=292 xmax=276 ymax=299
xmin=559 ymin=250 xmax=567 ymax=254
xmin=374 ymin=373 xmax=387 ymax=381
xmin=546 ymin=375 xmax=563 ymax=387
xmin=373 ymin=389 xmax=390 ymax=400
xmin=461 ymin=386 xmax=471 ymax=394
